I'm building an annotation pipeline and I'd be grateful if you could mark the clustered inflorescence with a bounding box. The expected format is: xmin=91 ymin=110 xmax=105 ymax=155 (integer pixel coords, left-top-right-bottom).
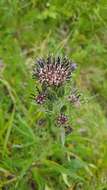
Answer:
xmin=33 ymin=56 xmax=77 ymax=86
xmin=32 ymin=56 xmax=81 ymax=135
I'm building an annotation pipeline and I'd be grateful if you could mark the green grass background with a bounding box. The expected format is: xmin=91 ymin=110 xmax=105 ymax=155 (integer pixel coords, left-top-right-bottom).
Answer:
xmin=0 ymin=0 xmax=107 ymax=189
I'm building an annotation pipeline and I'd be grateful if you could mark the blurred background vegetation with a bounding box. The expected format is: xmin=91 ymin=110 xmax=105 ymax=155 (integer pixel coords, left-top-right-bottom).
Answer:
xmin=0 ymin=0 xmax=107 ymax=189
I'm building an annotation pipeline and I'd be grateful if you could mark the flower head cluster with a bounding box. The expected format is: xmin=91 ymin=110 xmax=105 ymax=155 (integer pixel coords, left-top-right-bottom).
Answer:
xmin=64 ymin=126 xmax=73 ymax=135
xmin=32 ymin=55 xmax=80 ymax=137
xmin=57 ymin=114 xmax=73 ymax=135
xmin=36 ymin=93 xmax=46 ymax=104
xmin=31 ymin=88 xmax=46 ymax=105
xmin=68 ymin=89 xmax=81 ymax=107
xmin=57 ymin=114 xmax=68 ymax=125
xmin=33 ymin=56 xmax=77 ymax=86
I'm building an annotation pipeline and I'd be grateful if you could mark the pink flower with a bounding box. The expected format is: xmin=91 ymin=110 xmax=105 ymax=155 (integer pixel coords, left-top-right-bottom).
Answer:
xmin=33 ymin=56 xmax=77 ymax=86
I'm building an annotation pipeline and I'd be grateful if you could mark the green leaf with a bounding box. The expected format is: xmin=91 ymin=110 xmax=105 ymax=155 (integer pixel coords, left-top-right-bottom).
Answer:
xmin=32 ymin=169 xmax=45 ymax=190
xmin=57 ymin=86 xmax=65 ymax=97
xmin=60 ymin=105 xmax=67 ymax=113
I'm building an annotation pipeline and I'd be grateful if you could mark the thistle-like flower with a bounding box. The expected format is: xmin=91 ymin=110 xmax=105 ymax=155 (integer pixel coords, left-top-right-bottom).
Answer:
xmin=31 ymin=92 xmax=46 ymax=105
xmin=68 ymin=89 xmax=81 ymax=107
xmin=33 ymin=56 xmax=77 ymax=86
xmin=57 ymin=114 xmax=68 ymax=125
xmin=64 ymin=126 xmax=73 ymax=135
xmin=36 ymin=93 xmax=46 ymax=104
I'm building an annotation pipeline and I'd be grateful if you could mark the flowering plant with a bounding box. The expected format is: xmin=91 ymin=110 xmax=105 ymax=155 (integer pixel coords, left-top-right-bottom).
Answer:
xmin=32 ymin=56 xmax=81 ymax=139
